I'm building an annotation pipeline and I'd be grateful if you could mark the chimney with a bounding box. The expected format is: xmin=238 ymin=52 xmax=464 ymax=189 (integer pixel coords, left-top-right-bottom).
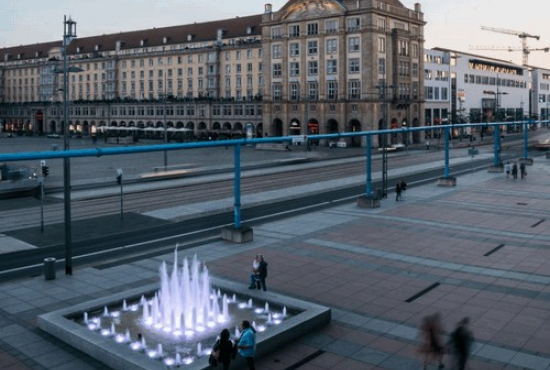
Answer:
xmin=414 ymin=3 xmax=421 ymax=12
xmin=264 ymin=4 xmax=273 ymax=14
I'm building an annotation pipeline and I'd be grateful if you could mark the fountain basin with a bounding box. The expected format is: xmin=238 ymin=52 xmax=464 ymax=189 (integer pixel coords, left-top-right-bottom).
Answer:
xmin=38 ymin=277 xmax=331 ymax=370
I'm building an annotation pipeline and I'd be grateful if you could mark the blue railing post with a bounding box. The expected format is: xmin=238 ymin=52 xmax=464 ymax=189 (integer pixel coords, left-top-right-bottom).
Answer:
xmin=366 ymin=134 xmax=372 ymax=196
xmin=444 ymin=126 xmax=450 ymax=178
xmin=234 ymin=144 xmax=241 ymax=229
xmin=523 ymin=121 xmax=529 ymax=159
xmin=493 ymin=124 xmax=500 ymax=168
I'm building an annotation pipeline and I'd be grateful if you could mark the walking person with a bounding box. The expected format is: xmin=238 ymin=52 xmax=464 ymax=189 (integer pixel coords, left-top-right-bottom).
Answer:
xmin=512 ymin=163 xmax=518 ymax=179
xmin=505 ymin=162 xmax=511 ymax=179
xmin=448 ymin=318 xmax=473 ymax=370
xmin=209 ymin=328 xmax=236 ymax=370
xmin=237 ymin=320 xmax=257 ymax=370
xmin=519 ymin=162 xmax=527 ymax=179
xmin=420 ymin=313 xmax=445 ymax=370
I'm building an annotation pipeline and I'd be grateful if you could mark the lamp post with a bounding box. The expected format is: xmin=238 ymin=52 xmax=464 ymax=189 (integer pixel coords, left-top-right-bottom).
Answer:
xmin=494 ymin=80 xmax=508 ymax=168
xmin=62 ymin=16 xmax=78 ymax=275
xmin=376 ymin=80 xmax=394 ymax=199
xmin=163 ymin=73 xmax=168 ymax=170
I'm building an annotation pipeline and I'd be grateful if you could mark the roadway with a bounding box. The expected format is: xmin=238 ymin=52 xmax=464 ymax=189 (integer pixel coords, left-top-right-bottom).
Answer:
xmin=0 ymin=133 xmax=538 ymax=279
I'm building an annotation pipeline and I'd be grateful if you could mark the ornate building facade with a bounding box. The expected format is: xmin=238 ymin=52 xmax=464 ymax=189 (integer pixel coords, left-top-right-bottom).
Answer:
xmin=0 ymin=0 xmax=425 ymax=147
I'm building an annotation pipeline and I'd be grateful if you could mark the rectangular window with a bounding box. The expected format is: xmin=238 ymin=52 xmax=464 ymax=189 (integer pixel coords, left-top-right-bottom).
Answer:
xmin=290 ymin=62 xmax=300 ymax=77
xmin=378 ymin=58 xmax=385 ymax=74
xmin=273 ymin=63 xmax=282 ymax=78
xmin=272 ymin=44 xmax=282 ymax=59
xmin=349 ymin=58 xmax=360 ymax=74
xmin=378 ymin=37 xmax=386 ymax=53
xmin=399 ymin=40 xmax=409 ymax=56
xmin=308 ymin=82 xmax=318 ymax=100
xmin=347 ymin=18 xmax=360 ymax=31
xmin=307 ymin=23 xmax=318 ymax=35
xmin=247 ymin=49 xmax=253 ymax=59
xmin=326 ymin=19 xmax=338 ymax=33
xmin=271 ymin=26 xmax=282 ymax=39
xmin=308 ymin=40 xmax=318 ymax=55
xmin=290 ymin=42 xmax=300 ymax=57
xmin=308 ymin=61 xmax=318 ymax=76
xmin=327 ymin=59 xmax=337 ymax=74
xmin=348 ymin=37 xmax=360 ymax=52
xmin=289 ymin=82 xmax=299 ymax=100
xmin=327 ymin=39 xmax=337 ymax=54
xmin=327 ymin=81 xmax=338 ymax=100
xmin=273 ymin=83 xmax=282 ymax=100
xmin=289 ymin=25 xmax=300 ymax=37
xmin=348 ymin=80 xmax=360 ymax=99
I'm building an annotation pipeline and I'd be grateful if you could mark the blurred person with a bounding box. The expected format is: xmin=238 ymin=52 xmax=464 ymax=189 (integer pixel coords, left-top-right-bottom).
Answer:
xmin=448 ymin=318 xmax=473 ymax=370
xmin=420 ymin=313 xmax=445 ymax=370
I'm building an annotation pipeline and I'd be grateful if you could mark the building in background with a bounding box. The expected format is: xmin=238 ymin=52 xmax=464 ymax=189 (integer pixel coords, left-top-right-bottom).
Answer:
xmin=0 ymin=0 xmax=426 ymax=147
xmin=531 ymin=67 xmax=550 ymax=126
xmin=426 ymin=47 xmax=531 ymax=138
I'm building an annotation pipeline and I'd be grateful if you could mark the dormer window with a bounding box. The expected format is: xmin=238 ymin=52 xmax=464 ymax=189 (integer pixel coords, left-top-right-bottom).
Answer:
xmin=247 ymin=26 xmax=253 ymax=34
xmin=140 ymin=39 xmax=147 ymax=46
xmin=95 ymin=44 xmax=100 ymax=51
xmin=187 ymin=34 xmax=193 ymax=41
xmin=163 ymin=37 xmax=169 ymax=44
xmin=76 ymin=47 xmax=81 ymax=53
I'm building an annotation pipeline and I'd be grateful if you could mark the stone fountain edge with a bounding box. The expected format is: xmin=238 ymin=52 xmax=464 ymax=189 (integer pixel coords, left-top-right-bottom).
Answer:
xmin=37 ymin=277 xmax=331 ymax=370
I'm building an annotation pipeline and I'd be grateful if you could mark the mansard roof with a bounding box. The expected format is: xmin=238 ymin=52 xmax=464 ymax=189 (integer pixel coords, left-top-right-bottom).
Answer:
xmin=0 ymin=14 xmax=262 ymax=63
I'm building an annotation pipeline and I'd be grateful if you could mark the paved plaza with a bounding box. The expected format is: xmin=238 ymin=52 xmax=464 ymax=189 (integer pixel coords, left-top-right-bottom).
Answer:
xmin=1 ymin=149 xmax=550 ymax=369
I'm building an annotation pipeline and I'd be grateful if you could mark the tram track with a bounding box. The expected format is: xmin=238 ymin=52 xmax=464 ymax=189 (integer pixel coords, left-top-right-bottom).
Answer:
xmin=0 ymin=148 xmax=496 ymax=232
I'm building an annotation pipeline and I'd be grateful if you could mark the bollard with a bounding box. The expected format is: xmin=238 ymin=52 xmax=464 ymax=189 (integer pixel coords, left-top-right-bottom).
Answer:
xmin=44 ymin=257 xmax=56 ymax=280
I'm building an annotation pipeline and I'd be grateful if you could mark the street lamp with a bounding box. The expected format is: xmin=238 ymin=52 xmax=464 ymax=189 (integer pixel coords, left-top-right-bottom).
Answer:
xmin=62 ymin=15 xmax=78 ymax=275
xmin=494 ymin=80 xmax=508 ymax=168
xmin=376 ymin=80 xmax=395 ymax=199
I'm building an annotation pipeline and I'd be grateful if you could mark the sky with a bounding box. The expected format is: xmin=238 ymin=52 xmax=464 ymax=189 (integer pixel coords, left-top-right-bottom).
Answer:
xmin=2 ymin=0 xmax=550 ymax=68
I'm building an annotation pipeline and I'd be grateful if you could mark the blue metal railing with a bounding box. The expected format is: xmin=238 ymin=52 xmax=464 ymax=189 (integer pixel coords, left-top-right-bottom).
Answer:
xmin=1 ymin=120 xmax=547 ymax=230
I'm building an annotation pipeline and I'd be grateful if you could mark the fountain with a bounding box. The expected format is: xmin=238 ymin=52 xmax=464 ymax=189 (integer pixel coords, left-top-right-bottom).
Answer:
xmin=38 ymin=248 xmax=331 ymax=370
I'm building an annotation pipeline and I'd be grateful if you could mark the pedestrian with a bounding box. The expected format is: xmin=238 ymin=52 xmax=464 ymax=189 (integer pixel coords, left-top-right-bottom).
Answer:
xmin=519 ymin=162 xmax=526 ymax=179
xmin=420 ymin=313 xmax=445 ymax=370
xmin=237 ymin=320 xmax=257 ymax=370
xmin=395 ymin=182 xmax=402 ymax=201
xmin=512 ymin=163 xmax=518 ymax=179
xmin=426 ymin=140 xmax=430 ymax=150
xmin=504 ymin=162 xmax=511 ymax=179
xmin=448 ymin=318 xmax=473 ymax=370
xmin=209 ymin=328 xmax=236 ymax=370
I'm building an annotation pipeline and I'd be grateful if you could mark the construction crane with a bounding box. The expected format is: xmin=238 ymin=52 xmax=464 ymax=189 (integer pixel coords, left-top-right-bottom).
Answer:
xmin=469 ymin=45 xmax=550 ymax=64
xmin=480 ymin=26 xmax=541 ymax=65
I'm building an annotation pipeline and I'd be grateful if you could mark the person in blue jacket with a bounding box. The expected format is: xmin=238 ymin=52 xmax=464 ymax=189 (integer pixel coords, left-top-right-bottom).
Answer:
xmin=237 ymin=320 xmax=257 ymax=370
